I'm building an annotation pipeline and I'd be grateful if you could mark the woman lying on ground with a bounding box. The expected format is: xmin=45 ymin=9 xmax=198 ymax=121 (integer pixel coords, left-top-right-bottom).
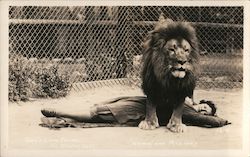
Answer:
xmin=40 ymin=96 xmax=230 ymax=130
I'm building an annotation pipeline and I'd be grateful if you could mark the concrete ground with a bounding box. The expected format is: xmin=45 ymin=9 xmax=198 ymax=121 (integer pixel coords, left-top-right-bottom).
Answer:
xmin=8 ymin=86 xmax=242 ymax=150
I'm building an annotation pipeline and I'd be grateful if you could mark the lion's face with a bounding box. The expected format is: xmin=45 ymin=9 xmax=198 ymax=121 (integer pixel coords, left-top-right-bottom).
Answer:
xmin=142 ymin=21 xmax=199 ymax=87
xmin=164 ymin=38 xmax=193 ymax=78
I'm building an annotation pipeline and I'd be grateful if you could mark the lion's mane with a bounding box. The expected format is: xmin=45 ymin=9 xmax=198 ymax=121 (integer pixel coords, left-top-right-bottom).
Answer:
xmin=141 ymin=21 xmax=200 ymax=125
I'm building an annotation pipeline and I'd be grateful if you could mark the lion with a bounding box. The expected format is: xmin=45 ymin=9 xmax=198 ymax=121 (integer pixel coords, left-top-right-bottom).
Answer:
xmin=138 ymin=19 xmax=199 ymax=133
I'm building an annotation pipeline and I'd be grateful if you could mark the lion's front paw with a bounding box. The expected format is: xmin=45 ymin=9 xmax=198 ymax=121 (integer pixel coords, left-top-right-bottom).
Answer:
xmin=138 ymin=120 xmax=159 ymax=130
xmin=167 ymin=120 xmax=186 ymax=133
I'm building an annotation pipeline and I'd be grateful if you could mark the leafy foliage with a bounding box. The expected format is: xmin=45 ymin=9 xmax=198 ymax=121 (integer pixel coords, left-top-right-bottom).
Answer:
xmin=9 ymin=54 xmax=71 ymax=101
xmin=9 ymin=55 xmax=31 ymax=101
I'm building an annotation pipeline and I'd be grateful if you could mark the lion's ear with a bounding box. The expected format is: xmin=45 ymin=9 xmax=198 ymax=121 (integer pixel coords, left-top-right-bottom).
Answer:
xmin=158 ymin=13 xmax=166 ymax=23
xmin=155 ymin=13 xmax=173 ymax=30
xmin=158 ymin=13 xmax=173 ymax=23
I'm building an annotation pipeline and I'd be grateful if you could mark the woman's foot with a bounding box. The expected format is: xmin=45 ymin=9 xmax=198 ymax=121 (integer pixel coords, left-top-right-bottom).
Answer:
xmin=41 ymin=108 xmax=59 ymax=117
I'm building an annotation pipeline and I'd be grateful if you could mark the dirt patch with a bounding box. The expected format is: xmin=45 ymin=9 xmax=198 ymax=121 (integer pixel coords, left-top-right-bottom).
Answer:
xmin=9 ymin=86 xmax=242 ymax=149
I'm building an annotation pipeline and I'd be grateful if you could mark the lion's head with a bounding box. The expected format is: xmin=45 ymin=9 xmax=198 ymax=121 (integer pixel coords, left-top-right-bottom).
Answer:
xmin=142 ymin=20 xmax=199 ymax=83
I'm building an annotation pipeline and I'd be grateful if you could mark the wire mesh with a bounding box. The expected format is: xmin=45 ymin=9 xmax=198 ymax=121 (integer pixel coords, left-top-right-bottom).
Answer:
xmin=9 ymin=6 xmax=243 ymax=90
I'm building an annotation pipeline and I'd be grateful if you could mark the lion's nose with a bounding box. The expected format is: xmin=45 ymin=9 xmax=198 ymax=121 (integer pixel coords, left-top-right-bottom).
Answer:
xmin=177 ymin=60 xmax=186 ymax=65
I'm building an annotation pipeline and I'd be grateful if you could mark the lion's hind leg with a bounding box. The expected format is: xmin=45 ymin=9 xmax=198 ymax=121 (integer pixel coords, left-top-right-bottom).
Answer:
xmin=167 ymin=103 xmax=186 ymax=133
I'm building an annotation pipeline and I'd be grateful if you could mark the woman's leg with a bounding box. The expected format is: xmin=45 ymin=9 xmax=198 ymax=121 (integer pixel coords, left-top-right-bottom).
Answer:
xmin=41 ymin=109 xmax=94 ymax=122
xmin=41 ymin=106 xmax=117 ymax=123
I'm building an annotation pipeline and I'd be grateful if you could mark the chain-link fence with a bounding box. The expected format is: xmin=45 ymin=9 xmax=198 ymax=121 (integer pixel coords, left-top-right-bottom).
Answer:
xmin=9 ymin=6 xmax=243 ymax=91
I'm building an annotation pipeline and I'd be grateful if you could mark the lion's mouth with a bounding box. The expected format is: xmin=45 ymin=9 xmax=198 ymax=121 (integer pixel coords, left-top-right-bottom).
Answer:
xmin=176 ymin=67 xmax=185 ymax=71
xmin=171 ymin=67 xmax=186 ymax=78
